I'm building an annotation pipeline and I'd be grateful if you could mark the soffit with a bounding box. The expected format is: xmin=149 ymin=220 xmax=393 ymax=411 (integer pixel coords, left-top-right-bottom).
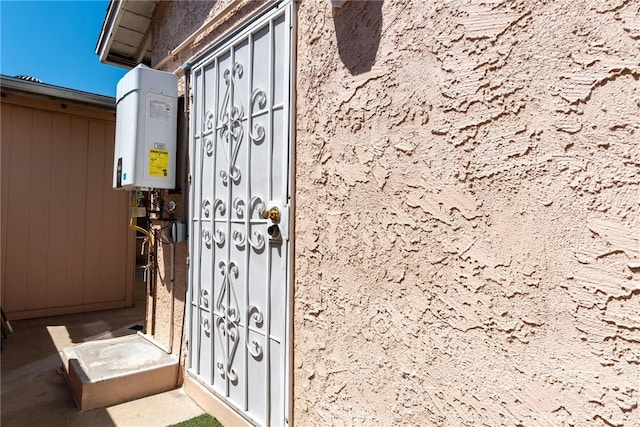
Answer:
xmin=96 ymin=0 xmax=158 ymax=69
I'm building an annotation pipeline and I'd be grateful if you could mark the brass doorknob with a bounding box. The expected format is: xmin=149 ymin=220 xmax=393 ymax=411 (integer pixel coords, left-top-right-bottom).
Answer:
xmin=261 ymin=206 xmax=280 ymax=223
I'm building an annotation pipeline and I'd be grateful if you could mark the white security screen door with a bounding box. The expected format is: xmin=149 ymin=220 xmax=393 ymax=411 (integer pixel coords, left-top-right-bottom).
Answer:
xmin=187 ymin=2 xmax=293 ymax=426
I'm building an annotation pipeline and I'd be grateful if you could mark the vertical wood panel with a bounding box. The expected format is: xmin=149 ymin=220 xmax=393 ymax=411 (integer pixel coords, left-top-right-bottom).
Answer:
xmin=4 ymin=106 xmax=33 ymax=312
xmin=24 ymin=109 xmax=53 ymax=310
xmin=46 ymin=113 xmax=72 ymax=308
xmin=65 ymin=116 xmax=89 ymax=307
xmin=84 ymin=119 xmax=106 ymax=304
xmin=100 ymin=121 xmax=126 ymax=302
xmin=2 ymin=93 xmax=134 ymax=319
xmin=1 ymin=103 xmax=12 ymax=304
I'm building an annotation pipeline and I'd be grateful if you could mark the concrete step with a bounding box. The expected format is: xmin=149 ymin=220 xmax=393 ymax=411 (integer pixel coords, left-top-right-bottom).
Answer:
xmin=61 ymin=334 xmax=179 ymax=411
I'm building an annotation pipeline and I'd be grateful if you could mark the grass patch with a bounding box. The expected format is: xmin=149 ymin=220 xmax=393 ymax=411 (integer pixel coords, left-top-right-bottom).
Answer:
xmin=169 ymin=413 xmax=223 ymax=427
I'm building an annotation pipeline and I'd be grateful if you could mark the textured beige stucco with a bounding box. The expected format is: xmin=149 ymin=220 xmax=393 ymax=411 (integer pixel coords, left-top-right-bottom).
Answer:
xmin=151 ymin=0 xmax=266 ymax=73
xmin=294 ymin=0 xmax=639 ymax=425
xmin=149 ymin=0 xmax=639 ymax=425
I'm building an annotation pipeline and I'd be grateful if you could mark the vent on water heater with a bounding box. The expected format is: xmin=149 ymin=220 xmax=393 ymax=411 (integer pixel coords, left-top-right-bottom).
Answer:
xmin=113 ymin=64 xmax=178 ymax=190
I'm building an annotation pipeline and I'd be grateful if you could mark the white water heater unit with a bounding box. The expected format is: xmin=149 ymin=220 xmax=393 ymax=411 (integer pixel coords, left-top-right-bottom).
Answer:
xmin=113 ymin=64 xmax=178 ymax=190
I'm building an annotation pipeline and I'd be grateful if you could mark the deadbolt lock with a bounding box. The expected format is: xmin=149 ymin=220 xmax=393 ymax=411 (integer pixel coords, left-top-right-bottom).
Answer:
xmin=267 ymin=224 xmax=281 ymax=239
xmin=261 ymin=206 xmax=281 ymax=223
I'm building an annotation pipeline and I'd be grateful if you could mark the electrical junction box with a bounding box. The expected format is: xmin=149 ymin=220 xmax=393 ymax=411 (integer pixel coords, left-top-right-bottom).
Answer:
xmin=113 ymin=64 xmax=178 ymax=190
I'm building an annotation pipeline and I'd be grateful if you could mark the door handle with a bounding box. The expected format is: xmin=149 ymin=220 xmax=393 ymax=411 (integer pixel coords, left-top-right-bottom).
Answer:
xmin=261 ymin=206 xmax=281 ymax=223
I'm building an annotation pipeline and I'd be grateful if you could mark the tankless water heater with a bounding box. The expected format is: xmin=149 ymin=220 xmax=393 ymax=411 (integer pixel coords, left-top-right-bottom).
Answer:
xmin=113 ymin=64 xmax=178 ymax=190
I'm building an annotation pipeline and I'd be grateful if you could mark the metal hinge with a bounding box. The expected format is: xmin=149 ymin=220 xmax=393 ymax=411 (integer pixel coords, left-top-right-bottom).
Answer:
xmin=188 ymin=174 xmax=192 ymax=185
xmin=186 ymin=257 xmax=190 ymax=267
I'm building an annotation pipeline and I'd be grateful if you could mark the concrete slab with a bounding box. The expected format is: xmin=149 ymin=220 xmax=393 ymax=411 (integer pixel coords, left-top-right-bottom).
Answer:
xmin=1 ymin=312 xmax=205 ymax=426
xmin=62 ymin=334 xmax=179 ymax=411
xmin=2 ymin=360 xmax=204 ymax=427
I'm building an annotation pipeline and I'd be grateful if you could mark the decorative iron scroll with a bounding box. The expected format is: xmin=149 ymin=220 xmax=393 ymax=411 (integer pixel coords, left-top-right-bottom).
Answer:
xmin=247 ymin=304 xmax=264 ymax=327
xmin=218 ymin=63 xmax=244 ymax=185
xmin=200 ymin=289 xmax=209 ymax=309
xmin=202 ymin=199 xmax=211 ymax=218
xmin=251 ymin=195 xmax=267 ymax=219
xmin=202 ymin=317 xmax=211 ymax=337
xmin=232 ymin=197 xmax=245 ymax=218
xmin=246 ymin=306 xmax=264 ymax=359
xmin=248 ymin=339 xmax=263 ymax=359
xmin=229 ymin=195 xmax=267 ymax=250
xmin=215 ymin=260 xmax=241 ymax=382
xmin=232 ymin=229 xmax=265 ymax=250
xmin=212 ymin=62 xmax=269 ymax=186
xmin=204 ymin=111 xmax=215 ymax=132
xmin=202 ymin=229 xmax=212 ymax=247
xmin=213 ymin=198 xmax=226 ymax=217
xmin=250 ymin=89 xmax=267 ymax=144
xmin=204 ymin=137 xmax=214 ymax=156
xmin=232 ymin=195 xmax=267 ymax=219
xmin=213 ymin=229 xmax=225 ymax=246
xmin=201 ymin=60 xmax=273 ymax=387
xmin=203 ymin=227 xmax=226 ymax=246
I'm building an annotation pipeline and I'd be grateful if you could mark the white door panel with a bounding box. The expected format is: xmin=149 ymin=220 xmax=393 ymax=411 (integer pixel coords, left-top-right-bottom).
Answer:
xmin=187 ymin=3 xmax=292 ymax=425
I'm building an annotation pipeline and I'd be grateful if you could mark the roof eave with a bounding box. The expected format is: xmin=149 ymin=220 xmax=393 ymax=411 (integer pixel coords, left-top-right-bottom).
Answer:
xmin=1 ymin=75 xmax=115 ymax=109
xmin=95 ymin=0 xmax=156 ymax=69
xmin=96 ymin=0 xmax=124 ymax=65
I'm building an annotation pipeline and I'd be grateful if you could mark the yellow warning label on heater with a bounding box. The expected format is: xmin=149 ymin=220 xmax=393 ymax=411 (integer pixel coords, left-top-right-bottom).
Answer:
xmin=149 ymin=148 xmax=169 ymax=177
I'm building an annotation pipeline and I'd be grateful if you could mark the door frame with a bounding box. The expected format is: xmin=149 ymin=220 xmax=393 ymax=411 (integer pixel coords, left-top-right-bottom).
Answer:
xmin=184 ymin=1 xmax=296 ymax=425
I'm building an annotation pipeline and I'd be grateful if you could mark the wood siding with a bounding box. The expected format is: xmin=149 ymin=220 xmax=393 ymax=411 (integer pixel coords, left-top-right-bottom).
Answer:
xmin=1 ymin=92 xmax=135 ymax=320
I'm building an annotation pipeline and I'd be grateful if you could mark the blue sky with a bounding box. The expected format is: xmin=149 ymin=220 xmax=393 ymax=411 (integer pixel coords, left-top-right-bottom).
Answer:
xmin=1 ymin=0 xmax=127 ymax=97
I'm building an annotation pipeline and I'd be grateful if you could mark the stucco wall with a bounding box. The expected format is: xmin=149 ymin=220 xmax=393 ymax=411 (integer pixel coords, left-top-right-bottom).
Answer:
xmin=151 ymin=0 xmax=265 ymax=73
xmin=148 ymin=0 xmax=639 ymax=425
xmin=294 ymin=0 xmax=639 ymax=425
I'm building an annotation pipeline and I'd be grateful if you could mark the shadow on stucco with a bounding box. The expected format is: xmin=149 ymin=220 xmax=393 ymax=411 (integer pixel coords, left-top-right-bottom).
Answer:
xmin=333 ymin=0 xmax=383 ymax=75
